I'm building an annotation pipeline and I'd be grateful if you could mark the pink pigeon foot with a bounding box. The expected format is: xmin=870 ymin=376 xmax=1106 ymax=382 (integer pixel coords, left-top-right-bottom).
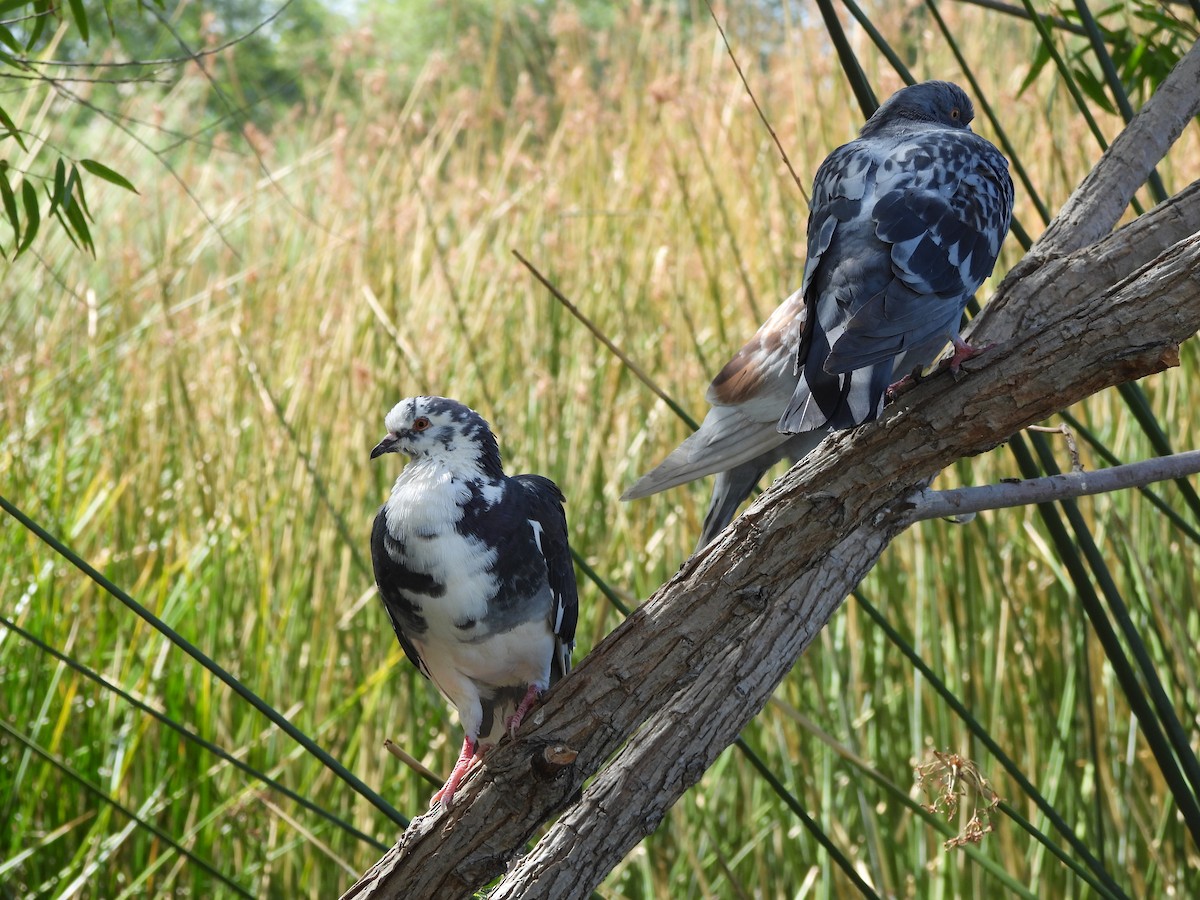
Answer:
xmin=505 ymin=684 xmax=544 ymax=739
xmin=948 ymin=334 xmax=994 ymax=373
xmin=430 ymin=736 xmax=480 ymax=808
xmin=885 ymin=372 xmax=918 ymax=403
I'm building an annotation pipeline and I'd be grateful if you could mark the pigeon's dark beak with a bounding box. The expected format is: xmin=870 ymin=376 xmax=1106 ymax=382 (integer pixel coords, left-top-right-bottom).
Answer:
xmin=371 ymin=432 xmax=400 ymax=459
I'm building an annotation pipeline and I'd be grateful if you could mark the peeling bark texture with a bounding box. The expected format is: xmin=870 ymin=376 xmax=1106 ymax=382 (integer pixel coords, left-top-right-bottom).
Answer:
xmin=342 ymin=45 xmax=1200 ymax=900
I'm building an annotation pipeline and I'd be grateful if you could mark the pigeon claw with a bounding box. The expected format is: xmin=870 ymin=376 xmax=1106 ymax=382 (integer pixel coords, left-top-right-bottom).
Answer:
xmin=948 ymin=335 xmax=994 ymax=374
xmin=431 ymin=736 xmax=480 ymax=809
xmin=885 ymin=367 xmax=925 ymax=403
xmin=505 ymin=684 xmax=545 ymax=740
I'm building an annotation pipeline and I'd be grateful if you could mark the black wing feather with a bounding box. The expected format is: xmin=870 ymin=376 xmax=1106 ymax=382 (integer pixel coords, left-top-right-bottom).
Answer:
xmin=512 ymin=474 xmax=579 ymax=683
xmin=370 ymin=509 xmax=432 ymax=680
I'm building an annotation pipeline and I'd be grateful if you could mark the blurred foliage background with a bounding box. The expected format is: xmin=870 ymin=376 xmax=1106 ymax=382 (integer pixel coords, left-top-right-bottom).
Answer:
xmin=1 ymin=0 xmax=1198 ymax=896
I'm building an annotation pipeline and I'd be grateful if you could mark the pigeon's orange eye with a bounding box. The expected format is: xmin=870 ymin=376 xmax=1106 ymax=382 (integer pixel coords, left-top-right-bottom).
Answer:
xmin=412 ymin=417 xmax=431 ymax=432
xmin=950 ymin=108 xmax=961 ymax=119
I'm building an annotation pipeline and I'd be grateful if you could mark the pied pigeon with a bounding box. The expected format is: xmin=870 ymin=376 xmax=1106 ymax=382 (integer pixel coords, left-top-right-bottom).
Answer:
xmin=623 ymin=81 xmax=1013 ymax=550
xmin=369 ymin=396 xmax=578 ymax=806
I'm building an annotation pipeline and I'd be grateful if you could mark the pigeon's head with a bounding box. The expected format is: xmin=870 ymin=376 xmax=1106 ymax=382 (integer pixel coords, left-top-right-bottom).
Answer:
xmin=860 ymin=80 xmax=975 ymax=137
xmin=371 ymin=396 xmax=503 ymax=480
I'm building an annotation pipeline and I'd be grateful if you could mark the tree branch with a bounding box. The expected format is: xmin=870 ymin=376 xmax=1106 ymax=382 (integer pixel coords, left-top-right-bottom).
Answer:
xmin=1027 ymin=38 xmax=1200 ymax=257
xmin=342 ymin=43 xmax=1200 ymax=900
xmin=907 ymin=450 xmax=1200 ymax=522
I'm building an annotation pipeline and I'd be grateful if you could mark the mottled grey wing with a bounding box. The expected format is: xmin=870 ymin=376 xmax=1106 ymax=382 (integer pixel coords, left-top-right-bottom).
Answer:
xmin=781 ymin=141 xmax=895 ymax=432
xmin=781 ymin=130 xmax=1013 ymax=434
xmin=826 ymin=131 xmax=1014 ymax=373
xmin=512 ymin=474 xmax=578 ymax=683
xmin=621 ymin=289 xmax=807 ymax=501
xmin=370 ymin=509 xmax=433 ymax=680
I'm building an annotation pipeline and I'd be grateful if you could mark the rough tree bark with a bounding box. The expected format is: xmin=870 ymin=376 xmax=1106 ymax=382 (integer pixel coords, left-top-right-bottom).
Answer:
xmin=342 ymin=42 xmax=1200 ymax=900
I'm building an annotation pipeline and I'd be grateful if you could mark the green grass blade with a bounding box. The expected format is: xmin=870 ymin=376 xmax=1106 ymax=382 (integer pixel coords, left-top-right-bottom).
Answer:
xmin=1070 ymin=0 xmax=1168 ymax=203
xmin=0 ymin=613 xmax=388 ymax=852
xmin=854 ymin=591 xmax=1130 ymax=898
xmin=839 ymin=0 xmax=915 ymax=86
xmin=735 ymin=738 xmax=880 ymax=898
xmin=235 ymin=337 xmax=375 ymax=581
xmin=0 ymin=493 xmax=410 ymax=829
xmin=1008 ymin=433 xmax=1200 ymax=846
xmin=0 ymin=719 xmax=252 ymax=898
xmin=1116 ymin=381 xmax=1200 ymax=524
xmin=1029 ymin=437 xmax=1200 ymax=829
xmin=813 ymin=0 xmax=878 ymax=116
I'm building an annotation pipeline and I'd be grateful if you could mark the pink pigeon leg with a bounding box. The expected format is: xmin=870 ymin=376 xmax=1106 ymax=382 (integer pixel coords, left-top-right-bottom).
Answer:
xmin=505 ymin=684 xmax=544 ymax=739
xmin=430 ymin=736 xmax=480 ymax=808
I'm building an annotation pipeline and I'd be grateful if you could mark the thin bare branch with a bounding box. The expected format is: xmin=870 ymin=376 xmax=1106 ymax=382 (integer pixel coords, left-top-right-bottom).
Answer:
xmin=907 ymin=450 xmax=1200 ymax=522
xmin=513 ymin=249 xmax=699 ymax=430
xmin=703 ymin=0 xmax=809 ymax=206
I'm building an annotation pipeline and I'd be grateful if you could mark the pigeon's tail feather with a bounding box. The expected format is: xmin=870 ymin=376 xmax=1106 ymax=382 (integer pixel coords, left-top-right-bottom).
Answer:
xmin=779 ymin=358 xmax=895 ymax=434
xmin=778 ymin=378 xmax=830 ymax=434
xmin=621 ymin=406 xmax=791 ymax=501
xmin=696 ymin=464 xmax=771 ymax=551
xmin=695 ymin=430 xmax=826 ymax=549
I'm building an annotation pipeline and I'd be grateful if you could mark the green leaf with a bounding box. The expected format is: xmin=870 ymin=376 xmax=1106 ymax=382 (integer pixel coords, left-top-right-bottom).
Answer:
xmin=1073 ymin=66 xmax=1116 ymax=116
xmin=17 ymin=179 xmax=38 ymax=254
xmin=0 ymin=22 xmax=21 ymax=53
xmin=80 ymin=158 xmax=138 ymax=194
xmin=0 ymin=102 xmax=26 ymax=151
xmin=51 ymin=157 xmax=66 ymax=208
xmin=1019 ymin=40 xmax=1052 ymax=96
xmin=66 ymin=0 xmax=89 ymax=43
xmin=25 ymin=0 xmax=47 ymax=49
xmin=48 ymin=197 xmax=80 ymax=251
xmin=70 ymin=164 xmax=93 ymax=222
xmin=0 ymin=170 xmax=19 ymax=236
xmin=62 ymin=187 xmax=93 ymax=253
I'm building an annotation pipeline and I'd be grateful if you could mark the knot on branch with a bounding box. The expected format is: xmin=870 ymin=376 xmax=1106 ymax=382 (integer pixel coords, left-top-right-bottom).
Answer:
xmin=1104 ymin=341 xmax=1180 ymax=380
xmin=531 ymin=742 xmax=579 ymax=779
xmin=733 ymin=584 xmax=767 ymax=612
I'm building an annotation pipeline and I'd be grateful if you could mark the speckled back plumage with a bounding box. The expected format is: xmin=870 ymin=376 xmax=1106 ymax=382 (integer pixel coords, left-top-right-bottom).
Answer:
xmin=780 ymin=80 xmax=1014 ymax=433
xmin=623 ymin=81 xmax=1013 ymax=552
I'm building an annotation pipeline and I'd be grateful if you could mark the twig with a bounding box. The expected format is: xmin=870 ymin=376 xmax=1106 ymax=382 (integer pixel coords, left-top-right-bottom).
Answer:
xmin=512 ymin=249 xmax=699 ymax=430
xmin=383 ymin=739 xmax=442 ymax=787
xmin=703 ymin=0 xmax=809 ymax=205
xmin=950 ymin=0 xmax=1086 ymax=34
xmin=907 ymin=450 xmax=1200 ymax=522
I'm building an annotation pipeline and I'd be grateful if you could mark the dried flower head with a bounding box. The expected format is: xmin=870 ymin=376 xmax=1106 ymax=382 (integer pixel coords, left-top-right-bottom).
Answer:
xmin=915 ymin=749 xmax=1002 ymax=850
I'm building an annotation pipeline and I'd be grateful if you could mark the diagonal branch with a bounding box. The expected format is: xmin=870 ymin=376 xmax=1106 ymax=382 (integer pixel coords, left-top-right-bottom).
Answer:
xmin=343 ymin=184 xmax=1200 ymax=900
xmin=1023 ymin=37 xmax=1200 ymax=258
xmin=484 ymin=229 xmax=1200 ymax=900
xmin=342 ymin=43 xmax=1200 ymax=900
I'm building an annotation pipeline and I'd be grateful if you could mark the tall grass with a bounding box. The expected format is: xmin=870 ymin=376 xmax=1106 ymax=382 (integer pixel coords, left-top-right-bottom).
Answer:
xmin=1 ymin=2 xmax=1198 ymax=896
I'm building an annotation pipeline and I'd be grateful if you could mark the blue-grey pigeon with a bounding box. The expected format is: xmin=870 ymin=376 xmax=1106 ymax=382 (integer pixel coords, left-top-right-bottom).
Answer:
xmin=370 ymin=396 xmax=578 ymax=806
xmin=780 ymin=79 xmax=1014 ymax=433
xmin=623 ymin=81 xmax=1013 ymax=550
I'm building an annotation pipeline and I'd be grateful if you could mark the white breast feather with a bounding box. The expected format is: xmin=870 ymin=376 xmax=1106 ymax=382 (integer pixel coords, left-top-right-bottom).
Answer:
xmin=383 ymin=457 xmax=499 ymax=627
